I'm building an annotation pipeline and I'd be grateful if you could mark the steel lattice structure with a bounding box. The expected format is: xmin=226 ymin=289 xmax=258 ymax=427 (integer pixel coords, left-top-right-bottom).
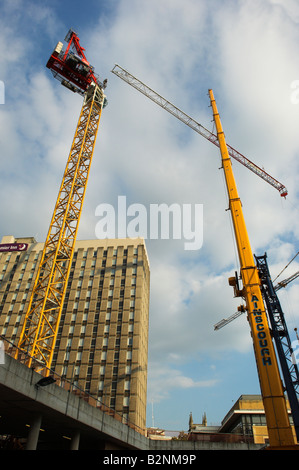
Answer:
xmin=16 ymin=84 xmax=105 ymax=371
xmin=111 ymin=64 xmax=288 ymax=197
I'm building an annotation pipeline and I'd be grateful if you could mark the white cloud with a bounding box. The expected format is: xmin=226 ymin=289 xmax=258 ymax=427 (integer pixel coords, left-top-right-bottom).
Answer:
xmin=147 ymin=363 xmax=219 ymax=404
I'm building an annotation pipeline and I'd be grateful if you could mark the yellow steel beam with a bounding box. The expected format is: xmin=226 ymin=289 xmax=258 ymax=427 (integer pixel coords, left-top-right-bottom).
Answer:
xmin=16 ymin=84 xmax=105 ymax=373
xmin=209 ymin=89 xmax=297 ymax=448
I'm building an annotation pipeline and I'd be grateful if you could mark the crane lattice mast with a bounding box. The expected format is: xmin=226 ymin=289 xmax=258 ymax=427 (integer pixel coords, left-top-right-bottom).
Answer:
xmin=255 ymin=253 xmax=299 ymax=442
xmin=111 ymin=64 xmax=288 ymax=197
xmin=16 ymin=30 xmax=107 ymax=373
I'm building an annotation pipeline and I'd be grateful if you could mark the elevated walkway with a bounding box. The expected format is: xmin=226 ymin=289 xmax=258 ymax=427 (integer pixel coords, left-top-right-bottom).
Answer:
xmin=0 ymin=352 xmax=149 ymax=450
xmin=0 ymin=350 xmax=262 ymax=450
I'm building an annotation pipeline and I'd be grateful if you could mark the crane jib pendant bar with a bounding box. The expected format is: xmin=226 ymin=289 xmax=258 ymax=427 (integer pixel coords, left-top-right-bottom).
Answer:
xmin=111 ymin=64 xmax=287 ymax=197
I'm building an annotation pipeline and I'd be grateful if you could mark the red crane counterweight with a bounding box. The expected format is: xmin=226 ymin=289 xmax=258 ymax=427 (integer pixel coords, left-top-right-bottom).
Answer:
xmin=47 ymin=28 xmax=108 ymax=99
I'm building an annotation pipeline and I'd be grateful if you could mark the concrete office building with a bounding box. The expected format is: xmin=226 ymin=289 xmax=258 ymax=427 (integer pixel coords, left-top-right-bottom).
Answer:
xmin=0 ymin=235 xmax=150 ymax=432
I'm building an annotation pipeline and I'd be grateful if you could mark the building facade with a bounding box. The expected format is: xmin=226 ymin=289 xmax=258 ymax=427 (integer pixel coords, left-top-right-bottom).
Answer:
xmin=0 ymin=235 xmax=150 ymax=432
xmin=189 ymin=395 xmax=296 ymax=445
xmin=218 ymin=394 xmax=296 ymax=445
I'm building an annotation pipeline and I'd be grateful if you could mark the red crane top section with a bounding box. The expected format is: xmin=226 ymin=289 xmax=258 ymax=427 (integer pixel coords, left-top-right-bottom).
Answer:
xmin=46 ymin=29 xmax=105 ymax=95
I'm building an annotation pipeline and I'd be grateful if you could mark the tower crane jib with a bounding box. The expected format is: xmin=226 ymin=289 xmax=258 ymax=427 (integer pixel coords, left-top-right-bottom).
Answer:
xmin=111 ymin=64 xmax=287 ymax=197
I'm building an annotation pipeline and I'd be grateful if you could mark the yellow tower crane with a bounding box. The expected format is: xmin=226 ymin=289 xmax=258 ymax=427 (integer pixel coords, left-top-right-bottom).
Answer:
xmin=16 ymin=30 xmax=107 ymax=373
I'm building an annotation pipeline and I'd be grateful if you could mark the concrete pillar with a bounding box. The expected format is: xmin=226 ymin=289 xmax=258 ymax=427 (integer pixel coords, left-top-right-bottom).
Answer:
xmin=70 ymin=430 xmax=80 ymax=450
xmin=25 ymin=414 xmax=42 ymax=450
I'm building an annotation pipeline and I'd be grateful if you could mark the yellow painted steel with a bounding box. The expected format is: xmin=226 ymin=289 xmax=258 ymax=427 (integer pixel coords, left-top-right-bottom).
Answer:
xmin=209 ymin=89 xmax=296 ymax=448
xmin=16 ymin=84 xmax=105 ymax=373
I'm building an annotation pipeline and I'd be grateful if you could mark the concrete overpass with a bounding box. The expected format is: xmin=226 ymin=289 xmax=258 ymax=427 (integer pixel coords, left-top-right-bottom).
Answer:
xmin=0 ymin=352 xmax=151 ymax=450
xmin=0 ymin=352 xmax=261 ymax=450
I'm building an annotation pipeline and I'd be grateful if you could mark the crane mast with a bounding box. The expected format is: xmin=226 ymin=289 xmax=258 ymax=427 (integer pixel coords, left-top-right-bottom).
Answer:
xmin=111 ymin=64 xmax=288 ymax=198
xmin=16 ymin=31 xmax=107 ymax=373
xmin=209 ymin=89 xmax=296 ymax=448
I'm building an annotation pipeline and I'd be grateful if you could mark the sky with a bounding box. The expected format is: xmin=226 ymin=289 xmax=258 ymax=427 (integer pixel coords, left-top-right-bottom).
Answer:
xmin=1 ymin=0 xmax=299 ymax=431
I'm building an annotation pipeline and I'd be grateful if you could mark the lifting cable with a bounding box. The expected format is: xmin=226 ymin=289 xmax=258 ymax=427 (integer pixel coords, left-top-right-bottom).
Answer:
xmin=273 ymin=250 xmax=299 ymax=283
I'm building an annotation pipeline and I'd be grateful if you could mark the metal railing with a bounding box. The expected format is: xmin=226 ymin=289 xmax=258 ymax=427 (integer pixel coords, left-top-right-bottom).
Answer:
xmin=0 ymin=335 xmax=146 ymax=436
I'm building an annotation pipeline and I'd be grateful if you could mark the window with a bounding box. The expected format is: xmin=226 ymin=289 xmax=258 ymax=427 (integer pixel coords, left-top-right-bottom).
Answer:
xmin=110 ymin=397 xmax=116 ymax=408
xmin=98 ymin=381 xmax=104 ymax=391
xmin=76 ymin=352 xmax=82 ymax=361
xmin=124 ymin=380 xmax=130 ymax=391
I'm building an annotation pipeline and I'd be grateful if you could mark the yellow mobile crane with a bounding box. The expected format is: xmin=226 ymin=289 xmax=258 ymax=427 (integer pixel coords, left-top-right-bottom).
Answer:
xmin=209 ymin=90 xmax=297 ymax=449
xmin=16 ymin=30 xmax=107 ymax=373
xmin=112 ymin=66 xmax=297 ymax=448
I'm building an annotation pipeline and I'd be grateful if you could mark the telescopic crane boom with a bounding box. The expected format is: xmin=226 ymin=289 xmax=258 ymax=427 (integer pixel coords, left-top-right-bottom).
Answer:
xmin=111 ymin=64 xmax=288 ymax=198
xmin=16 ymin=30 xmax=107 ymax=374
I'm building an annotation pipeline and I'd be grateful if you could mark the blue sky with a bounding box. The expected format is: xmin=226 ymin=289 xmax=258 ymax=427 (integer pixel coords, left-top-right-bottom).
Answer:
xmin=1 ymin=0 xmax=299 ymax=431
